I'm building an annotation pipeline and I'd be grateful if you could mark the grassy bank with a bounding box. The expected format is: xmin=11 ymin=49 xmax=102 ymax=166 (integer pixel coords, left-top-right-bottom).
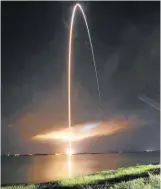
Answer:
xmin=2 ymin=164 xmax=160 ymax=189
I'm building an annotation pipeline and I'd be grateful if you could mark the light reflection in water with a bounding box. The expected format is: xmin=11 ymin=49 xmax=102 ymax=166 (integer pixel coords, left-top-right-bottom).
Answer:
xmin=1 ymin=152 xmax=159 ymax=185
xmin=68 ymin=155 xmax=72 ymax=177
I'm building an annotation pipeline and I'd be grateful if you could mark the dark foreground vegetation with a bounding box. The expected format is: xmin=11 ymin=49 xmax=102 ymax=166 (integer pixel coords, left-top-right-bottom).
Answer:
xmin=2 ymin=164 xmax=160 ymax=189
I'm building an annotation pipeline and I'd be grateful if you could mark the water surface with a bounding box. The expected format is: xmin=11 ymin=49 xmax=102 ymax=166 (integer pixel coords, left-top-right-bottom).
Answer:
xmin=2 ymin=152 xmax=159 ymax=185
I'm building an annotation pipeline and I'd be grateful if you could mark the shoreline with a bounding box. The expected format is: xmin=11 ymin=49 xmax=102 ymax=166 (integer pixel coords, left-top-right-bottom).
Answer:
xmin=1 ymin=151 xmax=160 ymax=157
xmin=1 ymin=164 xmax=160 ymax=188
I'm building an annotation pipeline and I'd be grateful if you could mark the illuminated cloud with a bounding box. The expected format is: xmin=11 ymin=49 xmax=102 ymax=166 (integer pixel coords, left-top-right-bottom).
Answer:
xmin=33 ymin=118 xmax=131 ymax=142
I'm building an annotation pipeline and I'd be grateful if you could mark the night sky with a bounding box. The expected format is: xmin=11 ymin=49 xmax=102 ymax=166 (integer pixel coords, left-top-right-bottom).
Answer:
xmin=2 ymin=1 xmax=160 ymax=154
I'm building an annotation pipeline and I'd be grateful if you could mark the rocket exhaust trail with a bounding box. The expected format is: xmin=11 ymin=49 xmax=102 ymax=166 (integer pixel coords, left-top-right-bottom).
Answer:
xmin=139 ymin=95 xmax=160 ymax=111
xmin=68 ymin=4 xmax=102 ymax=152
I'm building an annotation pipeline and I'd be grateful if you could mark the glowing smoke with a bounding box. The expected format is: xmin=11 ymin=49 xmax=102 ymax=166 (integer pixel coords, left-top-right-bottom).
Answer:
xmin=33 ymin=119 xmax=131 ymax=142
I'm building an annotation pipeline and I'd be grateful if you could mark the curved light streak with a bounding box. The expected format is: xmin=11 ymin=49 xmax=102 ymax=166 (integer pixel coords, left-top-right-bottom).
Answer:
xmin=68 ymin=3 xmax=102 ymax=152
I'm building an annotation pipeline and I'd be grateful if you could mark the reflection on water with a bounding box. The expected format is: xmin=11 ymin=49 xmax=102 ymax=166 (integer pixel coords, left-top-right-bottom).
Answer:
xmin=1 ymin=152 xmax=159 ymax=185
xmin=68 ymin=155 xmax=72 ymax=177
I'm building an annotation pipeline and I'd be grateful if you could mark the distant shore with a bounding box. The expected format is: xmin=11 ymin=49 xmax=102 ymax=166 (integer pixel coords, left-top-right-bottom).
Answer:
xmin=1 ymin=150 xmax=160 ymax=157
xmin=1 ymin=164 xmax=160 ymax=189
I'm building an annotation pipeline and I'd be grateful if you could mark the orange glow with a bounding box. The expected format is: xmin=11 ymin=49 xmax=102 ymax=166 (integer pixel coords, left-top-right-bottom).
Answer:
xmin=34 ymin=131 xmax=75 ymax=141
xmin=33 ymin=119 xmax=131 ymax=142
xmin=66 ymin=148 xmax=73 ymax=156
